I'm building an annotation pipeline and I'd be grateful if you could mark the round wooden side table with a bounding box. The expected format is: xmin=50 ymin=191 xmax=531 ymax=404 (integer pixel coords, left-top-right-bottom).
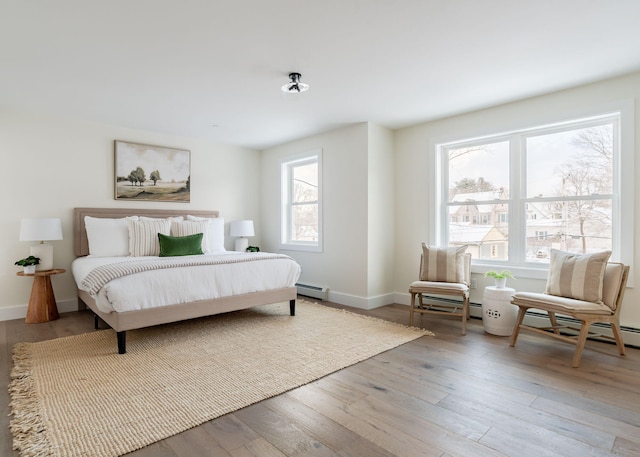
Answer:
xmin=17 ymin=268 xmax=66 ymax=323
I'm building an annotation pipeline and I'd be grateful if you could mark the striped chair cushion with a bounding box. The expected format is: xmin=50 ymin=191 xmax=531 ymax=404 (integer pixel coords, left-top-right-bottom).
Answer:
xmin=128 ymin=219 xmax=171 ymax=256
xmin=419 ymin=244 xmax=468 ymax=285
xmin=545 ymin=249 xmax=611 ymax=304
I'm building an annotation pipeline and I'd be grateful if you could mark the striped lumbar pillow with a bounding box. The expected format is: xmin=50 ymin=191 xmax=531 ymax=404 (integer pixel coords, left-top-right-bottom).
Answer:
xmin=171 ymin=220 xmax=209 ymax=251
xmin=419 ymin=244 xmax=468 ymax=284
xmin=128 ymin=219 xmax=171 ymax=256
xmin=545 ymin=249 xmax=611 ymax=303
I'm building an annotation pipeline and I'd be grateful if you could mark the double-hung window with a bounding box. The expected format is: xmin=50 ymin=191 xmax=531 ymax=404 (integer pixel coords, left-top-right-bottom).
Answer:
xmin=280 ymin=149 xmax=322 ymax=252
xmin=436 ymin=109 xmax=632 ymax=276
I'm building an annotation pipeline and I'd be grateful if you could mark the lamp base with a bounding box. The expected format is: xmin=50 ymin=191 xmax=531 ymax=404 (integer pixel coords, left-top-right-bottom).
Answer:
xmin=31 ymin=243 xmax=53 ymax=271
xmin=234 ymin=237 xmax=249 ymax=252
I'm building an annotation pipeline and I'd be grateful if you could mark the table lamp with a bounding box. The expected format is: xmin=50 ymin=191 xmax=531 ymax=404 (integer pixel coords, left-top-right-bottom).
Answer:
xmin=19 ymin=218 xmax=63 ymax=271
xmin=229 ymin=220 xmax=254 ymax=252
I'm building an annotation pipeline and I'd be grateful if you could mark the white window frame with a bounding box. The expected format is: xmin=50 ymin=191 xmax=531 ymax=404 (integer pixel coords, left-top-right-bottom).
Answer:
xmin=430 ymin=102 xmax=634 ymax=280
xmin=280 ymin=149 xmax=323 ymax=252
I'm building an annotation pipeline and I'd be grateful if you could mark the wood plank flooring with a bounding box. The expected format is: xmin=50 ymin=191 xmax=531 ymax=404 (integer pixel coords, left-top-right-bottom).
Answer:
xmin=2 ymin=299 xmax=640 ymax=457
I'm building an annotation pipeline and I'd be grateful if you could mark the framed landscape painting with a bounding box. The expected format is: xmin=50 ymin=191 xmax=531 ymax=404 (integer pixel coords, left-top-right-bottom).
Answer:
xmin=114 ymin=140 xmax=191 ymax=202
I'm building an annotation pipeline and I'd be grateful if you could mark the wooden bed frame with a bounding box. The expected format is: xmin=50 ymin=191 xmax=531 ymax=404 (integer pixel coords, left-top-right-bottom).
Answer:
xmin=73 ymin=207 xmax=297 ymax=354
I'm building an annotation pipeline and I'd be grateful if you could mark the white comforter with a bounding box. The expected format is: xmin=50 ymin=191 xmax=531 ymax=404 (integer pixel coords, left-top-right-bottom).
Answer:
xmin=72 ymin=252 xmax=301 ymax=314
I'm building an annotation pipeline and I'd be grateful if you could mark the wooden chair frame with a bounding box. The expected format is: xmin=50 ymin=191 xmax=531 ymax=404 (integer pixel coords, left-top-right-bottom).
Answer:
xmin=409 ymin=253 xmax=471 ymax=335
xmin=510 ymin=263 xmax=629 ymax=367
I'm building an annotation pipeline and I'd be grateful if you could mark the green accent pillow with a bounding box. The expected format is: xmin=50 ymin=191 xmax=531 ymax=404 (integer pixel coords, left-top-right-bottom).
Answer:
xmin=158 ymin=233 xmax=204 ymax=257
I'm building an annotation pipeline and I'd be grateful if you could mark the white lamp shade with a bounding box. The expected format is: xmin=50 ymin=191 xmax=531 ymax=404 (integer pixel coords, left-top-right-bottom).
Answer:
xmin=229 ymin=220 xmax=255 ymax=237
xmin=19 ymin=218 xmax=63 ymax=242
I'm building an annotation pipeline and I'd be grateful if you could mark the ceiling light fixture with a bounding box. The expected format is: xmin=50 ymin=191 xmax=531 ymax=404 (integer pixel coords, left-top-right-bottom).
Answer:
xmin=281 ymin=72 xmax=309 ymax=93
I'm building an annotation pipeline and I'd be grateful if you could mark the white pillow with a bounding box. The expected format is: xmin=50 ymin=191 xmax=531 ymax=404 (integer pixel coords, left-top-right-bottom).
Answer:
xmin=128 ymin=219 xmax=171 ymax=256
xmin=186 ymin=215 xmax=225 ymax=252
xmin=84 ymin=216 xmax=138 ymax=257
xmin=139 ymin=216 xmax=184 ymax=222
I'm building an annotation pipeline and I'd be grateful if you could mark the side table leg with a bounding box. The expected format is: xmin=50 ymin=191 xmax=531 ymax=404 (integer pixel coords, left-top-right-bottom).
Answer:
xmin=25 ymin=276 xmax=60 ymax=324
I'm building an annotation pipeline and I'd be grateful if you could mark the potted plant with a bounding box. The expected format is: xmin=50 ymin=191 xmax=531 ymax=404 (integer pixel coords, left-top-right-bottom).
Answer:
xmin=15 ymin=255 xmax=40 ymax=274
xmin=484 ymin=269 xmax=515 ymax=288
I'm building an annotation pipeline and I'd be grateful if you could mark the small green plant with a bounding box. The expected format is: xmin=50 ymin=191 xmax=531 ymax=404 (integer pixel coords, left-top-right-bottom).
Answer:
xmin=484 ymin=270 xmax=515 ymax=280
xmin=15 ymin=255 xmax=40 ymax=267
xmin=246 ymin=246 xmax=260 ymax=253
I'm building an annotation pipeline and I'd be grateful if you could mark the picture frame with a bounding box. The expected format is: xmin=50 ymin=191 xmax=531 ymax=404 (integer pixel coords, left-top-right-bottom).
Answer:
xmin=114 ymin=140 xmax=191 ymax=202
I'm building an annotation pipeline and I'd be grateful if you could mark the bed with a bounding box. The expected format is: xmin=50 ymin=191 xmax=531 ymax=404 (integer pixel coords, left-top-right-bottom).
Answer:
xmin=72 ymin=207 xmax=301 ymax=354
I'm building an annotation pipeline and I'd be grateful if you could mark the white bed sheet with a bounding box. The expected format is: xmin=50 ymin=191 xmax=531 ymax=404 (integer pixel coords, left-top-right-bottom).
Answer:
xmin=72 ymin=252 xmax=301 ymax=314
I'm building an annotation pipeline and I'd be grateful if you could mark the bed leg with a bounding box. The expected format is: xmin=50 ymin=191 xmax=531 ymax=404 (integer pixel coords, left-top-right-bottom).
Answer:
xmin=94 ymin=314 xmax=100 ymax=329
xmin=290 ymin=299 xmax=295 ymax=316
xmin=117 ymin=331 xmax=127 ymax=354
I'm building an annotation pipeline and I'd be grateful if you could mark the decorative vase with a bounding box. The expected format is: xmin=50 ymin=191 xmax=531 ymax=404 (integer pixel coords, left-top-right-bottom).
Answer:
xmin=23 ymin=265 xmax=36 ymax=274
xmin=495 ymin=277 xmax=507 ymax=289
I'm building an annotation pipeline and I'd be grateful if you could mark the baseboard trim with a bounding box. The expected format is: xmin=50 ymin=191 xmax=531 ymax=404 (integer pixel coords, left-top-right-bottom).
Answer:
xmin=326 ymin=291 xmax=395 ymax=310
xmin=0 ymin=299 xmax=77 ymax=322
xmin=9 ymin=294 xmax=638 ymax=348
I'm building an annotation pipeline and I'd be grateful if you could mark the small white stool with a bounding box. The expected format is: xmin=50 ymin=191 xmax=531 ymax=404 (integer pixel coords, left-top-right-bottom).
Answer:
xmin=482 ymin=286 xmax=517 ymax=336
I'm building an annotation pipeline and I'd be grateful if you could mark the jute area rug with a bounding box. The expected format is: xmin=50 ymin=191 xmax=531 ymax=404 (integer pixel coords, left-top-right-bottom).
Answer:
xmin=9 ymin=300 xmax=431 ymax=457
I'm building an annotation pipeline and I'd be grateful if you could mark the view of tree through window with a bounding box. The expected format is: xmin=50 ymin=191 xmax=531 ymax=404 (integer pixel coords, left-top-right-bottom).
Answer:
xmin=443 ymin=117 xmax=616 ymax=264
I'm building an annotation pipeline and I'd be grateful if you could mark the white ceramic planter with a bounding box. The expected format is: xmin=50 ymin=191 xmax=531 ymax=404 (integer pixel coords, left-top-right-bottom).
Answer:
xmin=495 ymin=277 xmax=507 ymax=288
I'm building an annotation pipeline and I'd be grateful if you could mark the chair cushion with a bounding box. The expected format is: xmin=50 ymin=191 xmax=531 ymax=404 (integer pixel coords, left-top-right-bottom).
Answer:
xmin=419 ymin=244 xmax=468 ymax=285
xmin=512 ymin=291 xmax=613 ymax=315
xmin=545 ymin=249 xmax=611 ymax=304
xmin=410 ymin=280 xmax=468 ymax=293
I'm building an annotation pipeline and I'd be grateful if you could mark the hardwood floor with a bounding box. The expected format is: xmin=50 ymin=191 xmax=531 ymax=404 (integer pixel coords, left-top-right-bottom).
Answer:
xmin=2 ymin=300 xmax=640 ymax=457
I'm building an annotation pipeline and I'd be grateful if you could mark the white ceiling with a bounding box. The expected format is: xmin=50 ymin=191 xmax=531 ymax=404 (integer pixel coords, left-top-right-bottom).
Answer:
xmin=2 ymin=1 xmax=640 ymax=150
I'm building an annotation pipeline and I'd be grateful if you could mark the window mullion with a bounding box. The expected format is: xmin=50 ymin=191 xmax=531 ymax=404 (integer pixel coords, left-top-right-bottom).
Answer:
xmin=510 ymin=134 xmax=525 ymax=264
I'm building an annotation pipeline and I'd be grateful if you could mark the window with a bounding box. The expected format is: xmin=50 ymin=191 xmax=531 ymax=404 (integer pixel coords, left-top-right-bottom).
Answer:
xmin=535 ymin=231 xmax=548 ymax=241
xmin=436 ymin=110 xmax=632 ymax=274
xmin=280 ymin=150 xmax=322 ymax=251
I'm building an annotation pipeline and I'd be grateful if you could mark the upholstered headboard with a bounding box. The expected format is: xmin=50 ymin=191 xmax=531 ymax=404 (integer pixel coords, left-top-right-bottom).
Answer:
xmin=73 ymin=207 xmax=220 ymax=257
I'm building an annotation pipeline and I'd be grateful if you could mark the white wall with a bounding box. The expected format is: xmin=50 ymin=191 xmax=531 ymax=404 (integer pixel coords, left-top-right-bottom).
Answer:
xmin=394 ymin=71 xmax=640 ymax=329
xmin=260 ymin=122 xmax=396 ymax=309
xmin=260 ymin=123 xmax=374 ymax=306
xmin=367 ymin=123 xmax=395 ymax=304
xmin=1 ymin=109 xmax=261 ymax=319
xmin=5 ymin=71 xmax=640 ymax=329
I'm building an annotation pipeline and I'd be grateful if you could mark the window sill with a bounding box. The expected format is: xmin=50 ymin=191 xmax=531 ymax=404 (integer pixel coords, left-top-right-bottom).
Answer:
xmin=279 ymin=243 xmax=322 ymax=253
xmin=472 ymin=263 xmax=549 ymax=281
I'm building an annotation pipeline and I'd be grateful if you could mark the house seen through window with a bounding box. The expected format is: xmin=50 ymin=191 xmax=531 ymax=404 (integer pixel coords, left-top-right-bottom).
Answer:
xmin=439 ymin=113 xmax=619 ymax=268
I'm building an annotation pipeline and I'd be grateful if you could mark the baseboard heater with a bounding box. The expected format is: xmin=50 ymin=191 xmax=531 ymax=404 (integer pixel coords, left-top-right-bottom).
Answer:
xmin=469 ymin=302 xmax=640 ymax=348
xmin=295 ymin=283 xmax=329 ymax=301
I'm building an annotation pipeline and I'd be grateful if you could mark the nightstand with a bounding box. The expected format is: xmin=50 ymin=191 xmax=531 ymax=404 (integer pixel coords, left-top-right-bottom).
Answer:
xmin=17 ymin=268 xmax=65 ymax=323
